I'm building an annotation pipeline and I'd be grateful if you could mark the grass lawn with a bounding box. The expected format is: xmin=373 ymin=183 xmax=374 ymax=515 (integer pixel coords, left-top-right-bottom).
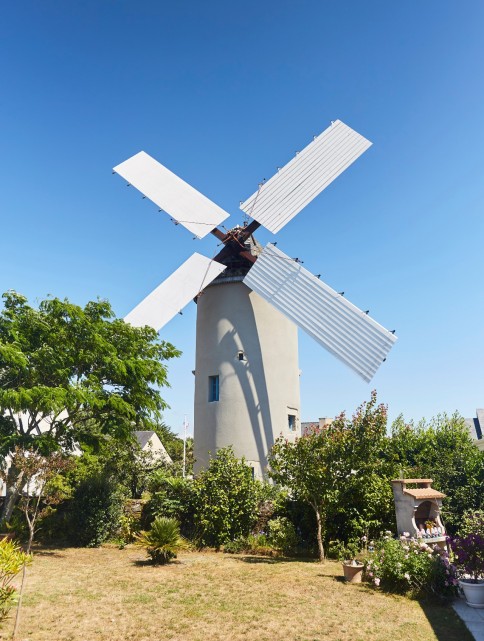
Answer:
xmin=0 ymin=547 xmax=472 ymax=641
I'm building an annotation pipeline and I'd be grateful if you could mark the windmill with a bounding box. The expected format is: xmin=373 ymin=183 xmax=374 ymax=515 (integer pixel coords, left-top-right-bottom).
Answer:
xmin=113 ymin=120 xmax=397 ymax=477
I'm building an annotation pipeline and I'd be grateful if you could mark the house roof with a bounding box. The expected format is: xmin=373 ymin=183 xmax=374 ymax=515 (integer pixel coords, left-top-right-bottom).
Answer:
xmin=465 ymin=410 xmax=484 ymax=441
xmin=134 ymin=430 xmax=156 ymax=449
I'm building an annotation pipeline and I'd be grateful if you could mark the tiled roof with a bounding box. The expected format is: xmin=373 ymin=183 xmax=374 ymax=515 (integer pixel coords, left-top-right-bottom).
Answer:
xmin=403 ymin=488 xmax=446 ymax=499
xmin=391 ymin=479 xmax=433 ymax=484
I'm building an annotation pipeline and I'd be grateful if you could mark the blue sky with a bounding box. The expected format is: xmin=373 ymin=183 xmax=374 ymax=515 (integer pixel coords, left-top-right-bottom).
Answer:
xmin=1 ymin=1 xmax=483 ymax=435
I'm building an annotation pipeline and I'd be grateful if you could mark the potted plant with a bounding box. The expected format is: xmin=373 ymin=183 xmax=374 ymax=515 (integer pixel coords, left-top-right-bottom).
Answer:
xmin=450 ymin=533 xmax=484 ymax=608
xmin=340 ymin=538 xmax=365 ymax=584
xmin=342 ymin=558 xmax=364 ymax=583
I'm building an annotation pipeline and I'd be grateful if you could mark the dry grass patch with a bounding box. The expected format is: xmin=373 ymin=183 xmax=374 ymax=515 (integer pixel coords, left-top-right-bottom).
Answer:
xmin=0 ymin=547 xmax=472 ymax=641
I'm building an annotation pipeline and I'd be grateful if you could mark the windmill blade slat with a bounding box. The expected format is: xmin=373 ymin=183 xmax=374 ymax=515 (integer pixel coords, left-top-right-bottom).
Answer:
xmin=240 ymin=120 xmax=372 ymax=234
xmin=113 ymin=151 xmax=230 ymax=239
xmin=125 ymin=253 xmax=226 ymax=331
xmin=243 ymin=244 xmax=397 ymax=382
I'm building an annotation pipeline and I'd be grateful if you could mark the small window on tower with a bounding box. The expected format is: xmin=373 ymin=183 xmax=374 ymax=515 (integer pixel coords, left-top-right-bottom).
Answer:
xmin=208 ymin=375 xmax=219 ymax=402
xmin=238 ymin=351 xmax=245 ymax=361
xmin=288 ymin=414 xmax=296 ymax=431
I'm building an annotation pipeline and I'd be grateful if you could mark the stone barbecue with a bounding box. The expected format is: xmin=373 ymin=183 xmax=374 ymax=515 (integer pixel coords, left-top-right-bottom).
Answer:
xmin=391 ymin=478 xmax=447 ymax=545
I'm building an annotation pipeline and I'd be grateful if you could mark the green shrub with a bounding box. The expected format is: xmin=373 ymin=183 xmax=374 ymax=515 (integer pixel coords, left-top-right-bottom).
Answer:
xmin=69 ymin=473 xmax=126 ymax=547
xmin=0 ymin=538 xmax=31 ymax=626
xmin=147 ymin=474 xmax=197 ymax=538
xmin=365 ymin=536 xmax=458 ymax=598
xmin=267 ymin=517 xmax=298 ymax=554
xmin=459 ymin=509 xmax=484 ymax=538
xmin=135 ymin=517 xmax=188 ymax=564
xmin=223 ymin=537 xmax=248 ymax=554
xmin=194 ymin=447 xmax=259 ymax=548
xmin=327 ymin=538 xmax=360 ymax=561
xmin=223 ymin=533 xmax=274 ymax=556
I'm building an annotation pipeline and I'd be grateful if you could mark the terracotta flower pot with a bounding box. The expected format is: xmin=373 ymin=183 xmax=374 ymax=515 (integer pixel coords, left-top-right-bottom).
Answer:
xmin=342 ymin=562 xmax=364 ymax=583
xmin=459 ymin=579 xmax=484 ymax=608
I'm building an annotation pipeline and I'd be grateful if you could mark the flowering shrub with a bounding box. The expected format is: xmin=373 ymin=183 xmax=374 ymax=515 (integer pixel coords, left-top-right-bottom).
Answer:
xmin=364 ymin=536 xmax=458 ymax=598
xmin=450 ymin=533 xmax=484 ymax=582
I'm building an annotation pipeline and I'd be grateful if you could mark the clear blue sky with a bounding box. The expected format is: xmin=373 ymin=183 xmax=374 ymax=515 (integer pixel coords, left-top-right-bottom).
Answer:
xmin=1 ymin=1 xmax=483 ymax=435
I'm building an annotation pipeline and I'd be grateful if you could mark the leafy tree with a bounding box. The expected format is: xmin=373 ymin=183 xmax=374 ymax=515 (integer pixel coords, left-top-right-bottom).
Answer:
xmin=326 ymin=392 xmax=394 ymax=542
xmin=1 ymin=448 xmax=72 ymax=638
xmin=0 ymin=291 xmax=180 ymax=523
xmin=389 ymin=413 xmax=484 ymax=532
xmin=268 ymin=425 xmax=340 ymax=562
xmin=194 ymin=447 xmax=259 ymax=548
xmin=269 ymin=392 xmax=390 ymax=561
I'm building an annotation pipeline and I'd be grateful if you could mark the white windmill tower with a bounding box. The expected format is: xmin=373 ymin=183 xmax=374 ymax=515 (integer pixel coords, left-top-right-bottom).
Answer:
xmin=113 ymin=120 xmax=397 ymax=478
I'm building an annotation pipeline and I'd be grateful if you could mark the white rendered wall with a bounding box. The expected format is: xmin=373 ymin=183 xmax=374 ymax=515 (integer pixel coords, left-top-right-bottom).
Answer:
xmin=193 ymin=279 xmax=301 ymax=478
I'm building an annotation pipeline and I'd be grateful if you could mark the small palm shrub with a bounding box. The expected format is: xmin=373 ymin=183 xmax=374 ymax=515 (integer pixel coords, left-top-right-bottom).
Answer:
xmin=135 ymin=517 xmax=187 ymax=564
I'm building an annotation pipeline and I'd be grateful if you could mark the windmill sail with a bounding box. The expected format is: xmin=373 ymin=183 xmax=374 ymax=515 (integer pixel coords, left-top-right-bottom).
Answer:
xmin=114 ymin=151 xmax=230 ymax=239
xmin=243 ymin=244 xmax=397 ymax=382
xmin=240 ymin=120 xmax=372 ymax=234
xmin=125 ymin=253 xmax=226 ymax=331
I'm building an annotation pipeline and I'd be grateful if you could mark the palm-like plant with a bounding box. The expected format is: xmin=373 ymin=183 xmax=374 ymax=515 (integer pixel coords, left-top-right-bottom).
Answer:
xmin=135 ymin=517 xmax=188 ymax=564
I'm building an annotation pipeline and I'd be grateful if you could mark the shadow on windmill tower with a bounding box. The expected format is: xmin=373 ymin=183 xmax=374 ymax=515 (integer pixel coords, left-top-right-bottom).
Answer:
xmin=113 ymin=120 xmax=398 ymax=479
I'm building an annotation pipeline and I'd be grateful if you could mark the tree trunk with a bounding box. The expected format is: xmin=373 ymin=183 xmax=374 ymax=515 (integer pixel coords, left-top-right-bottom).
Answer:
xmin=0 ymin=466 xmax=24 ymax=525
xmin=314 ymin=506 xmax=325 ymax=562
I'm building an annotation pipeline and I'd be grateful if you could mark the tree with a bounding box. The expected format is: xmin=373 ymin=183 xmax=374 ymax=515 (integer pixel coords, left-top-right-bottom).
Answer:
xmin=268 ymin=426 xmax=340 ymax=562
xmin=269 ymin=391 xmax=390 ymax=561
xmin=326 ymin=392 xmax=394 ymax=543
xmin=389 ymin=413 xmax=484 ymax=532
xmin=194 ymin=447 xmax=259 ymax=548
xmin=1 ymin=447 xmax=72 ymax=639
xmin=0 ymin=291 xmax=180 ymax=523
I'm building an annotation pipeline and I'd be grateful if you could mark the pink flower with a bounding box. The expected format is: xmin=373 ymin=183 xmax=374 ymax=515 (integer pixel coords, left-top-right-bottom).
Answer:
xmin=374 ymin=578 xmax=380 ymax=587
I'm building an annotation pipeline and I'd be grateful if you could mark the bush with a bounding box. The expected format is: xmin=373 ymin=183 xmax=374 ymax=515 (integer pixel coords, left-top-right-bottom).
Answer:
xmin=69 ymin=473 xmax=126 ymax=547
xmin=147 ymin=473 xmax=197 ymax=538
xmin=0 ymin=538 xmax=31 ymax=626
xmin=223 ymin=533 xmax=274 ymax=556
xmin=194 ymin=447 xmax=259 ymax=548
xmin=327 ymin=538 xmax=360 ymax=562
xmin=365 ymin=536 xmax=458 ymax=598
xmin=459 ymin=509 xmax=484 ymax=538
xmin=135 ymin=517 xmax=187 ymax=564
xmin=267 ymin=517 xmax=298 ymax=554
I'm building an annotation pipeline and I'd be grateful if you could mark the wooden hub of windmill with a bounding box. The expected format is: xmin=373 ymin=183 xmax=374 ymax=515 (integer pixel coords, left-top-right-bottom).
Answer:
xmin=208 ymin=221 xmax=261 ymax=279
